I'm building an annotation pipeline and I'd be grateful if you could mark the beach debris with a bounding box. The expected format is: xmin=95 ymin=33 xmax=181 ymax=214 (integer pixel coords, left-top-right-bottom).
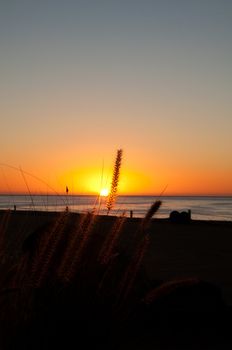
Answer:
xmin=169 ymin=210 xmax=191 ymax=223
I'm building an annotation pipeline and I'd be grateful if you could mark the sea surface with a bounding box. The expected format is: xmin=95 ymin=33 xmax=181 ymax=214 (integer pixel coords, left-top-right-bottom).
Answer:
xmin=0 ymin=195 xmax=231 ymax=221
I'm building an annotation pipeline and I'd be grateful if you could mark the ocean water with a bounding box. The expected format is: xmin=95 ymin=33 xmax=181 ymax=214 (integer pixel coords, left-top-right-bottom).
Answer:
xmin=0 ymin=195 xmax=231 ymax=221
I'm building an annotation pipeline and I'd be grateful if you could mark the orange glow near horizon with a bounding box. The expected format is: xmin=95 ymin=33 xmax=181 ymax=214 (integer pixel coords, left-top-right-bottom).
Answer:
xmin=1 ymin=2 xmax=232 ymax=199
xmin=0 ymin=162 xmax=231 ymax=196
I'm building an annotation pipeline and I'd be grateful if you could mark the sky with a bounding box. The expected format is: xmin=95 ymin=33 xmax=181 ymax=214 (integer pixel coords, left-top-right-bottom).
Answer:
xmin=0 ymin=0 xmax=232 ymax=195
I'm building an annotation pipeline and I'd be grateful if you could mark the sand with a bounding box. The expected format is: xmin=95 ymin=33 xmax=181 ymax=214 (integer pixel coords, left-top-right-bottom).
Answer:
xmin=144 ymin=219 xmax=232 ymax=305
xmin=0 ymin=210 xmax=232 ymax=349
xmin=0 ymin=211 xmax=232 ymax=305
xmin=1 ymin=210 xmax=232 ymax=304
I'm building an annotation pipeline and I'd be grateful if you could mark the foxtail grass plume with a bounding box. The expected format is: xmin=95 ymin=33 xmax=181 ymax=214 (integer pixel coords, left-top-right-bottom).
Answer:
xmin=98 ymin=212 xmax=126 ymax=265
xmin=118 ymin=235 xmax=150 ymax=304
xmin=117 ymin=200 xmax=162 ymax=306
xmin=64 ymin=211 xmax=97 ymax=282
xmin=141 ymin=200 xmax=162 ymax=233
xmin=106 ymin=149 xmax=123 ymax=215
xmin=30 ymin=211 xmax=69 ymax=287
xmin=57 ymin=213 xmax=89 ymax=279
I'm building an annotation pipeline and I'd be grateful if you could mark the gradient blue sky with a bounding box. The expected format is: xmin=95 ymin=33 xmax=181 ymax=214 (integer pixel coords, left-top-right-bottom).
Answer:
xmin=1 ymin=0 xmax=232 ymax=194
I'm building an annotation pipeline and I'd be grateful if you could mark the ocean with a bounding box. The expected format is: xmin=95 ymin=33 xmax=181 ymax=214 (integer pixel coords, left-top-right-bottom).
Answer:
xmin=0 ymin=195 xmax=231 ymax=221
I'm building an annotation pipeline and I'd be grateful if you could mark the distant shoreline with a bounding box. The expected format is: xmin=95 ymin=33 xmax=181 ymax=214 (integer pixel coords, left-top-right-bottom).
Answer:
xmin=1 ymin=193 xmax=232 ymax=197
xmin=1 ymin=195 xmax=231 ymax=221
xmin=0 ymin=208 xmax=231 ymax=224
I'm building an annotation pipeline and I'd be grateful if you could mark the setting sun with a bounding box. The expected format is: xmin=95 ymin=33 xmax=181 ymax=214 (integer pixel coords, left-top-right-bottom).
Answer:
xmin=99 ymin=188 xmax=109 ymax=197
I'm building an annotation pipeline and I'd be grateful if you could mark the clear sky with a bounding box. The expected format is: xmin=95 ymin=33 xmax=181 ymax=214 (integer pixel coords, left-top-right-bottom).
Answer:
xmin=1 ymin=0 xmax=232 ymax=195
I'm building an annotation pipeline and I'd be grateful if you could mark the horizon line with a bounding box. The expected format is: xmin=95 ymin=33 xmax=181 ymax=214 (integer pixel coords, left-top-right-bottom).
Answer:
xmin=0 ymin=192 xmax=231 ymax=197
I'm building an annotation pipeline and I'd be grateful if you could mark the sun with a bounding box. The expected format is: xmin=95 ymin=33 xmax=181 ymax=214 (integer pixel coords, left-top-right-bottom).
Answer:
xmin=99 ymin=188 xmax=109 ymax=197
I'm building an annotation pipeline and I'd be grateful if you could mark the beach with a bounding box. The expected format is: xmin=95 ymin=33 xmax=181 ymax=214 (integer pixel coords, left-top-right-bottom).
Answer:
xmin=1 ymin=210 xmax=232 ymax=302
xmin=0 ymin=209 xmax=232 ymax=349
xmin=145 ymin=219 xmax=232 ymax=305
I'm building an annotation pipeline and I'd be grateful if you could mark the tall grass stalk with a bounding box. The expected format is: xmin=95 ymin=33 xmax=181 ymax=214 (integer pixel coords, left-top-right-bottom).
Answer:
xmin=116 ymin=201 xmax=162 ymax=307
xmin=141 ymin=200 xmax=162 ymax=233
xmin=117 ymin=235 xmax=150 ymax=304
xmin=19 ymin=167 xmax=35 ymax=211
xmin=57 ymin=212 xmax=97 ymax=280
xmin=106 ymin=149 xmax=123 ymax=215
xmin=0 ymin=210 xmax=11 ymax=256
xmin=64 ymin=211 xmax=97 ymax=282
xmin=0 ymin=163 xmax=66 ymax=206
xmin=0 ymin=158 xmax=165 ymax=345
xmin=29 ymin=211 xmax=69 ymax=287
xmin=57 ymin=213 xmax=88 ymax=279
xmin=98 ymin=213 xmax=126 ymax=265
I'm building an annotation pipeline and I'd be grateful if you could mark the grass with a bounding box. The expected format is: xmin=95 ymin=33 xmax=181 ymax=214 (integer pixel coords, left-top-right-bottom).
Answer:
xmin=0 ymin=150 xmax=164 ymax=349
xmin=1 ymin=207 xmax=232 ymax=349
xmin=0 ymin=202 xmax=161 ymax=349
xmin=106 ymin=149 xmax=123 ymax=215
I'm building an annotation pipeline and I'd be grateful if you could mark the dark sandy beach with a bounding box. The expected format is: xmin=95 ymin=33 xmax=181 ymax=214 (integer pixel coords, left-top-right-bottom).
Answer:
xmin=1 ymin=210 xmax=231 ymax=302
xmin=0 ymin=210 xmax=232 ymax=349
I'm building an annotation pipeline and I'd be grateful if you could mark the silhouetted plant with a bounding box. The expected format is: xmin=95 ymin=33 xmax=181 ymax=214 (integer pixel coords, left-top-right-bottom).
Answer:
xmin=0 ymin=210 xmax=11 ymax=263
xmin=30 ymin=211 xmax=69 ymax=287
xmin=141 ymin=200 xmax=162 ymax=233
xmin=57 ymin=212 xmax=90 ymax=279
xmin=0 ymin=155 xmax=166 ymax=349
xmin=116 ymin=201 xmax=162 ymax=309
xmin=98 ymin=212 xmax=126 ymax=265
xmin=117 ymin=235 xmax=150 ymax=306
xmin=106 ymin=149 xmax=123 ymax=214
xmin=63 ymin=211 xmax=98 ymax=282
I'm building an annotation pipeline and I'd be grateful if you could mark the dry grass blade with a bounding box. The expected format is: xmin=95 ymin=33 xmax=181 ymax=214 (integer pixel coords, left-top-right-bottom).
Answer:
xmin=19 ymin=167 xmax=35 ymax=211
xmin=106 ymin=149 xmax=123 ymax=214
xmin=0 ymin=210 xmax=11 ymax=260
xmin=63 ymin=212 xmax=97 ymax=282
xmin=116 ymin=200 xmax=162 ymax=308
xmin=98 ymin=212 xmax=126 ymax=265
xmin=141 ymin=200 xmax=162 ymax=232
xmin=117 ymin=235 xmax=150 ymax=305
xmin=57 ymin=213 xmax=89 ymax=279
xmin=29 ymin=211 xmax=69 ymax=287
